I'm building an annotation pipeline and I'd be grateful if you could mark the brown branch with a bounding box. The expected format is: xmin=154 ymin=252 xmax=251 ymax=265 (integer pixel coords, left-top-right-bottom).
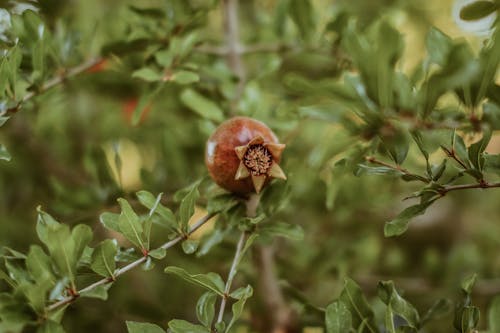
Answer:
xmin=45 ymin=212 xmax=216 ymax=313
xmin=6 ymin=57 xmax=104 ymax=115
xmin=365 ymin=156 xmax=430 ymax=184
xmin=441 ymin=181 xmax=500 ymax=194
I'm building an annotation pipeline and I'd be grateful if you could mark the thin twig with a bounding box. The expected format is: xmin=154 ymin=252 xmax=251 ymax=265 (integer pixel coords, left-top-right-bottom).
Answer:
xmin=195 ymin=42 xmax=295 ymax=56
xmin=46 ymin=212 xmax=216 ymax=313
xmin=216 ymin=231 xmax=248 ymax=324
xmin=365 ymin=156 xmax=430 ymax=184
xmin=441 ymin=181 xmax=500 ymax=194
xmin=6 ymin=57 xmax=104 ymax=115
xmin=222 ymin=0 xmax=245 ymax=114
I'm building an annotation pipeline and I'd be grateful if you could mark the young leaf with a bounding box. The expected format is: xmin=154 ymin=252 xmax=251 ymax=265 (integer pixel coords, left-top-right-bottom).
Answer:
xmin=226 ymin=285 xmax=253 ymax=333
xmin=148 ymin=248 xmax=166 ymax=259
xmin=178 ymin=184 xmax=200 ymax=233
xmin=132 ymin=67 xmax=163 ymax=82
xmin=136 ymin=191 xmax=177 ymax=231
xmin=196 ymin=292 xmax=217 ymax=328
xmin=468 ymin=129 xmax=492 ymax=172
xmin=117 ymin=198 xmax=145 ymax=249
xmin=90 ymin=240 xmax=117 ymax=278
xmin=0 ymin=145 xmax=10 ymax=161
xmin=377 ymin=281 xmax=420 ymax=329
xmin=384 ymin=201 xmax=435 ymax=237
xmin=26 ymin=245 xmax=54 ymax=284
xmin=80 ymin=285 xmax=111 ymax=300
xmin=326 ymin=301 xmax=352 ymax=333
xmin=126 ymin=321 xmax=166 ymax=333
xmin=36 ymin=207 xmax=60 ymax=246
xmin=339 ymin=278 xmax=379 ymax=333
xmin=420 ymin=299 xmax=452 ymax=327
xmin=46 ymin=224 xmax=76 ymax=285
xmin=172 ymin=70 xmax=199 ymax=85
xmin=259 ymin=222 xmax=304 ymax=240
xmin=459 ymin=1 xmax=499 ymax=21
xmin=168 ymin=319 xmax=209 ymax=333
xmin=180 ymin=89 xmax=224 ymax=122
xmin=182 ymin=239 xmax=199 ymax=254
xmin=71 ymin=224 xmax=93 ymax=263
xmin=99 ymin=212 xmax=120 ymax=233
xmin=36 ymin=320 xmax=65 ymax=333
xmin=426 ymin=27 xmax=453 ymax=67
xmin=164 ymin=266 xmax=225 ymax=296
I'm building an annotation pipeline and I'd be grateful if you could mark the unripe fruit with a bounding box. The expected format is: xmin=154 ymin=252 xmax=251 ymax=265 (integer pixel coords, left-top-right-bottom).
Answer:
xmin=205 ymin=117 xmax=286 ymax=194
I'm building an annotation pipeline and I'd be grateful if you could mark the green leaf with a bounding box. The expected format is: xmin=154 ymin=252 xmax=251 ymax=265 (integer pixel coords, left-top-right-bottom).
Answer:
xmin=426 ymin=27 xmax=453 ymax=67
xmin=488 ymin=296 xmax=500 ymax=333
xmin=461 ymin=306 xmax=480 ymax=333
xmin=326 ymin=301 xmax=352 ymax=333
xmin=384 ymin=201 xmax=435 ymax=237
xmin=72 ymin=224 xmax=93 ymax=263
xmin=289 ymin=0 xmax=315 ymax=40
xmin=0 ymin=116 xmax=9 ymax=127
xmin=468 ymin=129 xmax=492 ymax=172
xmin=37 ymin=320 xmax=65 ymax=333
xmin=0 ymin=145 xmax=10 ymax=162
xmin=165 ymin=266 xmax=225 ymax=296
xmin=172 ymin=70 xmax=199 ymax=85
xmin=36 ymin=207 xmax=60 ymax=246
xmin=26 ymin=245 xmax=54 ymax=283
xmin=259 ymin=222 xmax=304 ymax=240
xmin=132 ymin=67 xmax=164 ymax=82
xmin=99 ymin=212 xmax=120 ymax=233
xmin=196 ymin=292 xmax=217 ymax=328
xmin=178 ymin=183 xmax=200 ymax=233
xmin=126 ymin=321 xmax=166 ymax=333
xmin=80 ymin=285 xmax=111 ymax=300
xmin=180 ymin=89 xmax=224 ymax=122
xmin=226 ymin=285 xmax=253 ymax=333
xmin=91 ymin=240 xmax=117 ymax=278
xmin=206 ymin=194 xmax=238 ymax=214
xmin=168 ymin=319 xmax=209 ymax=333
xmin=420 ymin=299 xmax=452 ymax=327
xmin=46 ymin=224 xmax=76 ymax=285
xmin=136 ymin=191 xmax=177 ymax=231
xmin=377 ymin=281 xmax=420 ymax=329
xmin=339 ymin=278 xmax=379 ymax=333
xmin=148 ymin=248 xmax=166 ymax=259
xmin=182 ymin=239 xmax=199 ymax=254
xmin=459 ymin=1 xmax=499 ymax=21
xmin=117 ymin=198 xmax=145 ymax=249
xmin=461 ymin=273 xmax=477 ymax=294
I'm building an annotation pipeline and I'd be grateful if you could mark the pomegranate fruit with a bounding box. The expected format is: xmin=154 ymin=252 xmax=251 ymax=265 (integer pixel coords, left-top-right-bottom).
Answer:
xmin=205 ymin=117 xmax=286 ymax=194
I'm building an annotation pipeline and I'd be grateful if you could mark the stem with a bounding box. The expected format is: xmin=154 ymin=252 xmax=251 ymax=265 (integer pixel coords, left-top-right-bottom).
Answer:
xmin=46 ymin=212 xmax=216 ymax=312
xmin=442 ymin=181 xmax=500 ymax=194
xmin=6 ymin=57 xmax=104 ymax=115
xmin=216 ymin=231 xmax=247 ymax=324
xmin=365 ymin=156 xmax=430 ymax=184
xmin=216 ymin=194 xmax=259 ymax=326
xmin=222 ymin=0 xmax=245 ymax=113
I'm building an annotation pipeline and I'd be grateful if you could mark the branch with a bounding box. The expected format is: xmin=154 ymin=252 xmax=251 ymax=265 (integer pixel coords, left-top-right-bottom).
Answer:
xmin=441 ymin=181 xmax=500 ymax=194
xmin=46 ymin=212 xmax=216 ymax=313
xmin=6 ymin=57 xmax=104 ymax=115
xmin=222 ymin=0 xmax=245 ymax=113
xmin=216 ymin=231 xmax=248 ymax=324
xmin=365 ymin=156 xmax=430 ymax=184
xmin=195 ymin=42 xmax=296 ymax=56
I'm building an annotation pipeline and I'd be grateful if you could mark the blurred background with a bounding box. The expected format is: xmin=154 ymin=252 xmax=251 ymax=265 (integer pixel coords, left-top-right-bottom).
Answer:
xmin=0 ymin=0 xmax=499 ymax=332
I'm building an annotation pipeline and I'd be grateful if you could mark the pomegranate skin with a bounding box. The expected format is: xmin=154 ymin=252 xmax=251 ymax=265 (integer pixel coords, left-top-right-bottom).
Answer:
xmin=205 ymin=117 xmax=281 ymax=194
